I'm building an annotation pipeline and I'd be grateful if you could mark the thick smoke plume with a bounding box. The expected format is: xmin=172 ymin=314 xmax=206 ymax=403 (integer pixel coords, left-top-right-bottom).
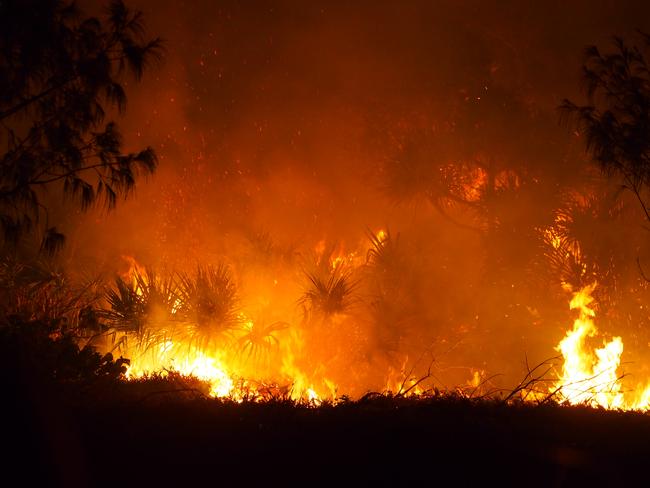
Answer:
xmin=58 ymin=1 xmax=650 ymax=395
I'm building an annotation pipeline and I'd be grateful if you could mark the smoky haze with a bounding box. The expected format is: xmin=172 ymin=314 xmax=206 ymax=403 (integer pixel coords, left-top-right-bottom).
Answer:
xmin=62 ymin=1 xmax=650 ymax=394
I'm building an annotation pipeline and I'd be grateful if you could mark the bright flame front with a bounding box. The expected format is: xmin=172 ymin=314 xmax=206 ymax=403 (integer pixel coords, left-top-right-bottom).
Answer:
xmin=551 ymin=283 xmax=650 ymax=410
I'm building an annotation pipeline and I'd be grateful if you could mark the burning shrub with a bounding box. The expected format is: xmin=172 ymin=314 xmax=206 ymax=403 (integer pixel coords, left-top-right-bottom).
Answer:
xmin=176 ymin=264 xmax=241 ymax=341
xmin=365 ymin=229 xmax=408 ymax=295
xmin=237 ymin=317 xmax=289 ymax=360
xmin=299 ymin=266 xmax=357 ymax=320
xmin=363 ymin=230 xmax=418 ymax=354
xmin=100 ymin=268 xmax=181 ymax=345
xmin=99 ymin=264 xmax=242 ymax=350
xmin=102 ymin=275 xmax=146 ymax=336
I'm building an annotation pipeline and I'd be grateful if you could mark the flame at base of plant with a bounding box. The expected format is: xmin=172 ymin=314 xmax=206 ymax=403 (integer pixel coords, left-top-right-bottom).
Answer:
xmin=125 ymin=341 xmax=236 ymax=398
xmin=551 ymin=283 xmax=650 ymax=410
xmin=123 ymin=337 xmax=332 ymax=404
xmin=112 ymin=240 xmax=650 ymax=410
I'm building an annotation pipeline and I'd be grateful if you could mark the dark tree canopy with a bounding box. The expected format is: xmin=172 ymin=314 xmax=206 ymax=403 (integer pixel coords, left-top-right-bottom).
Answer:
xmin=561 ymin=33 xmax=650 ymax=221
xmin=0 ymin=0 xmax=163 ymax=253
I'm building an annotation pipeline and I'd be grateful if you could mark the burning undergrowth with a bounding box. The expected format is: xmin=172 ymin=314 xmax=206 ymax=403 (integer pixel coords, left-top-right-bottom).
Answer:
xmin=14 ymin=221 xmax=636 ymax=411
xmin=6 ymin=177 xmax=650 ymax=409
xmin=97 ymin=230 xmax=421 ymax=402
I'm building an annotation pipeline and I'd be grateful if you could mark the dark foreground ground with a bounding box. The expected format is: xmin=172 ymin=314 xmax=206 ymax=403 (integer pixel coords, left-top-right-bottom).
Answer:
xmin=5 ymin=380 xmax=650 ymax=488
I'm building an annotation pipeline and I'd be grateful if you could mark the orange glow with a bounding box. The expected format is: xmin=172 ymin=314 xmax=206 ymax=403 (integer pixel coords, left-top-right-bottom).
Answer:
xmin=116 ymin=229 xmax=445 ymax=403
xmin=115 ymin=225 xmax=650 ymax=410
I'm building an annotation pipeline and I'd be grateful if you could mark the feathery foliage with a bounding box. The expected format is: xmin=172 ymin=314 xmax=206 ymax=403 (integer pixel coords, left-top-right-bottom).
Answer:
xmin=101 ymin=275 xmax=148 ymax=336
xmin=365 ymin=229 xmax=406 ymax=291
xmin=101 ymin=268 xmax=177 ymax=326
xmin=238 ymin=318 xmax=288 ymax=360
xmin=0 ymin=0 xmax=163 ymax=252
xmin=176 ymin=264 xmax=241 ymax=336
xmin=98 ymin=264 xmax=241 ymax=350
xmin=299 ymin=266 xmax=357 ymax=319
xmin=560 ymin=33 xmax=650 ymax=221
xmin=0 ymin=256 xmax=103 ymax=331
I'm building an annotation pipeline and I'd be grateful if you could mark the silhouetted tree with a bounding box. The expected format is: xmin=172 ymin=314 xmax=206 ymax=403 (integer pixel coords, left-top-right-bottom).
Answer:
xmin=0 ymin=0 xmax=163 ymax=253
xmin=561 ymin=33 xmax=650 ymax=222
xmin=559 ymin=32 xmax=650 ymax=332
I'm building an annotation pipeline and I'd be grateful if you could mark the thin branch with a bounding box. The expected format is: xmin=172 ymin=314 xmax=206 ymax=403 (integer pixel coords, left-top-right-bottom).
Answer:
xmin=0 ymin=79 xmax=74 ymax=122
xmin=501 ymin=354 xmax=561 ymax=404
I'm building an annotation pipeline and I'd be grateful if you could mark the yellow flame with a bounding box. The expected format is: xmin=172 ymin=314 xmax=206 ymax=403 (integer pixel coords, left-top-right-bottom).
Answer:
xmin=468 ymin=370 xmax=483 ymax=389
xmin=552 ymin=283 xmax=624 ymax=408
xmin=121 ymin=255 xmax=146 ymax=296
xmin=633 ymin=384 xmax=650 ymax=411
xmin=126 ymin=341 xmax=235 ymax=399
xmin=116 ymin=246 xmax=650 ymax=410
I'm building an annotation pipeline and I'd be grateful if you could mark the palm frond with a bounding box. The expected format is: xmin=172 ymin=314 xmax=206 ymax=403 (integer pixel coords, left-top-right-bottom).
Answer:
xmin=299 ymin=267 xmax=357 ymax=319
xmin=237 ymin=319 xmax=289 ymax=360
xmin=98 ymin=267 xmax=180 ymax=344
xmin=175 ymin=264 xmax=241 ymax=347
xmin=100 ymin=275 xmax=147 ymax=335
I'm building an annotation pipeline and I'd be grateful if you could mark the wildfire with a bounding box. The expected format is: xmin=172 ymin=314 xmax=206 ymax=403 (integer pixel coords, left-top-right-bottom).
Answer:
xmin=551 ymin=283 xmax=650 ymax=410
xmin=125 ymin=341 xmax=236 ymax=398
xmin=121 ymin=255 xmax=147 ymax=296
xmin=117 ymin=265 xmax=334 ymax=404
xmin=114 ymin=229 xmax=420 ymax=404
xmin=551 ymin=283 xmax=624 ymax=408
xmin=124 ymin=330 xmax=332 ymax=403
xmin=114 ymin=231 xmax=650 ymax=412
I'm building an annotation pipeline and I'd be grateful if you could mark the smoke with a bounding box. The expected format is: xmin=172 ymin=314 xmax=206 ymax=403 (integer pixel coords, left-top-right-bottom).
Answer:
xmin=61 ymin=0 xmax=650 ymax=393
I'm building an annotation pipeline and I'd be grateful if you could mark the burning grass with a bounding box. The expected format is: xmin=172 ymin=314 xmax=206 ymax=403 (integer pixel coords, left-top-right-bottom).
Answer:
xmin=6 ymin=287 xmax=650 ymax=486
xmin=4 ymin=226 xmax=650 ymax=412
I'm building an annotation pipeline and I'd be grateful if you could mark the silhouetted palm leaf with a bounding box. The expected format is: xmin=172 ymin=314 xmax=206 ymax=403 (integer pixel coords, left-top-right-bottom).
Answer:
xmin=99 ymin=268 xmax=181 ymax=348
xmin=299 ymin=267 xmax=357 ymax=319
xmin=175 ymin=264 xmax=241 ymax=347
xmin=238 ymin=319 xmax=289 ymax=360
